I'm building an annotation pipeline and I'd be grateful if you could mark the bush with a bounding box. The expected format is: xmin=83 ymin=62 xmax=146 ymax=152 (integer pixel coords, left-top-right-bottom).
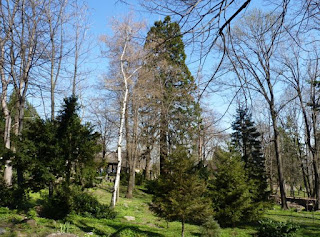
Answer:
xmin=200 ymin=218 xmax=221 ymax=237
xmin=40 ymin=185 xmax=116 ymax=220
xmin=144 ymin=179 xmax=158 ymax=194
xmin=71 ymin=190 xmax=116 ymax=219
xmin=257 ymin=219 xmax=299 ymax=237
xmin=0 ymin=180 xmax=28 ymax=210
xmin=120 ymin=171 xmax=129 ymax=186
xmin=40 ymin=186 xmax=71 ymax=219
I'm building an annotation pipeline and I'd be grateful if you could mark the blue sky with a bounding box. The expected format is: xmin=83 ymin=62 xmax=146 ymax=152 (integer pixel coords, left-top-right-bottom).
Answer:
xmin=87 ymin=0 xmax=159 ymax=36
xmin=81 ymin=0 xmax=278 ymax=130
xmin=83 ymin=0 xmax=236 ymax=129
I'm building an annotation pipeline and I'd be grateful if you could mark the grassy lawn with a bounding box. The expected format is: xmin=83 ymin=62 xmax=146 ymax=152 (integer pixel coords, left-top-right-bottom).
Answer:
xmin=0 ymin=183 xmax=319 ymax=236
xmin=265 ymin=206 xmax=320 ymax=237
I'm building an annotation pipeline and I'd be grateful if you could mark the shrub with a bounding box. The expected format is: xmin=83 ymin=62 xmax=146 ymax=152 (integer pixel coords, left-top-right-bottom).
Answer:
xmin=135 ymin=172 xmax=144 ymax=186
xmin=144 ymin=179 xmax=158 ymax=194
xmin=257 ymin=219 xmax=299 ymax=237
xmin=120 ymin=171 xmax=129 ymax=186
xmin=150 ymin=147 xmax=212 ymax=236
xmin=71 ymin=190 xmax=116 ymax=219
xmin=0 ymin=180 xmax=28 ymax=210
xmin=40 ymin=186 xmax=71 ymax=219
xmin=40 ymin=185 xmax=116 ymax=220
xmin=200 ymin=218 xmax=221 ymax=237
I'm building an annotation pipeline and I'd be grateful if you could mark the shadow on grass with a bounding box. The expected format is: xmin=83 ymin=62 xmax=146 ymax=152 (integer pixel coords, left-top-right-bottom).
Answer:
xmin=71 ymin=219 xmax=164 ymax=237
xmin=190 ymin=232 xmax=201 ymax=236
xmin=266 ymin=213 xmax=320 ymax=221
xmin=110 ymin=226 xmax=164 ymax=237
xmin=72 ymin=219 xmax=110 ymax=236
xmin=297 ymin=223 xmax=320 ymax=237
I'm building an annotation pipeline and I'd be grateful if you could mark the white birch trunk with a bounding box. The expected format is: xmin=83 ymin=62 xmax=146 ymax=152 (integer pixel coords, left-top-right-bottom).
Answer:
xmin=111 ymin=39 xmax=129 ymax=208
xmin=106 ymin=18 xmax=144 ymax=208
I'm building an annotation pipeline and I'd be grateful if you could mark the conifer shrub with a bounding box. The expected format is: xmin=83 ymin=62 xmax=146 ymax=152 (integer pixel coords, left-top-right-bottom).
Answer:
xmin=208 ymin=148 xmax=264 ymax=227
xmin=40 ymin=185 xmax=116 ymax=220
xmin=200 ymin=218 xmax=221 ymax=237
xmin=0 ymin=180 xmax=28 ymax=210
xmin=144 ymin=179 xmax=158 ymax=194
xmin=71 ymin=188 xmax=116 ymax=219
xmin=150 ymin=147 xmax=212 ymax=236
xmin=40 ymin=186 xmax=71 ymax=220
xmin=257 ymin=219 xmax=299 ymax=237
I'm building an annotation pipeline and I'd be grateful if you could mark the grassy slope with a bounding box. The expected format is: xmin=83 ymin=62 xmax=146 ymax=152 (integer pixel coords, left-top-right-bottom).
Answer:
xmin=0 ymin=183 xmax=319 ymax=237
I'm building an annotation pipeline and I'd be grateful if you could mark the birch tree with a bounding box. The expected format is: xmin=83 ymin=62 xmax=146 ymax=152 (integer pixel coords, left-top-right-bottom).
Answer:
xmin=101 ymin=15 xmax=145 ymax=207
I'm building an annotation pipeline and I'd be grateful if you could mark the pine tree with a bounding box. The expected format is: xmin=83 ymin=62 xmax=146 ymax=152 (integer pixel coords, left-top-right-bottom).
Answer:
xmin=231 ymin=107 xmax=268 ymax=201
xmin=144 ymin=16 xmax=200 ymax=174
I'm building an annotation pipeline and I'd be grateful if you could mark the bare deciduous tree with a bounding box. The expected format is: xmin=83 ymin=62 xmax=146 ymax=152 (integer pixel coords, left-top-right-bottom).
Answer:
xmin=279 ymin=40 xmax=320 ymax=208
xmin=2 ymin=0 xmax=56 ymax=185
xmin=101 ymin=15 xmax=145 ymax=207
xmin=226 ymin=9 xmax=289 ymax=209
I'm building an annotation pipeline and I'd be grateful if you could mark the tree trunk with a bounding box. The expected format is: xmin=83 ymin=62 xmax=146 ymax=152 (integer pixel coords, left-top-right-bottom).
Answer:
xmin=49 ymin=181 xmax=54 ymax=198
xmin=312 ymin=156 xmax=320 ymax=209
xmin=145 ymin=146 xmax=152 ymax=180
xmin=181 ymin=219 xmax=185 ymax=237
xmin=297 ymin=87 xmax=320 ymax=207
xmin=3 ymin=114 xmax=12 ymax=186
xmin=298 ymin=142 xmax=312 ymax=198
xmin=126 ymin=104 xmax=139 ymax=198
xmin=159 ymin=107 xmax=168 ymax=174
xmin=111 ymin=38 xmax=130 ymax=208
xmin=271 ymin=111 xmax=288 ymax=209
xmin=126 ymin=160 xmax=136 ymax=198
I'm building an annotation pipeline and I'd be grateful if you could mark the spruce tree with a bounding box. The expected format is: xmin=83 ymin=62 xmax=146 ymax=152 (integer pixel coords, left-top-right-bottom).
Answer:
xmin=208 ymin=148 xmax=254 ymax=227
xmin=151 ymin=146 xmax=212 ymax=237
xmin=144 ymin=16 xmax=200 ymax=174
xmin=231 ymin=107 xmax=268 ymax=201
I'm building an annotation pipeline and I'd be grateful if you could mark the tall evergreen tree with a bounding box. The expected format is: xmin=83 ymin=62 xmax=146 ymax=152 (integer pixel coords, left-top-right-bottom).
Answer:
xmin=12 ymin=96 xmax=100 ymax=197
xmin=144 ymin=16 xmax=199 ymax=174
xmin=231 ymin=107 xmax=268 ymax=200
xmin=56 ymin=96 xmax=100 ymax=186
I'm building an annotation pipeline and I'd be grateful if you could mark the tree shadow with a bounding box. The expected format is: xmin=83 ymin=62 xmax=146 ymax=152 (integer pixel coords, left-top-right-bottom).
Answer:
xmin=297 ymin=223 xmax=320 ymax=237
xmin=190 ymin=232 xmax=201 ymax=236
xmin=110 ymin=225 xmax=164 ymax=237
xmin=73 ymin=219 xmax=110 ymax=236
xmin=71 ymin=219 xmax=164 ymax=237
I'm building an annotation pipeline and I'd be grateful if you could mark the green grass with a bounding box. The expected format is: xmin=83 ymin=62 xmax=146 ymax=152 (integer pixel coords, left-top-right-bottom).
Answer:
xmin=265 ymin=205 xmax=320 ymax=237
xmin=1 ymin=183 xmax=319 ymax=236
